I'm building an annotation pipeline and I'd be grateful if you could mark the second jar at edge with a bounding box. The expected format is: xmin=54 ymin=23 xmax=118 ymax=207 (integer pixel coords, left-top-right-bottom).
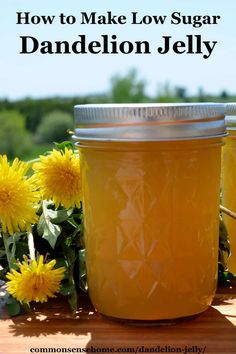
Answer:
xmin=222 ymin=115 xmax=236 ymax=275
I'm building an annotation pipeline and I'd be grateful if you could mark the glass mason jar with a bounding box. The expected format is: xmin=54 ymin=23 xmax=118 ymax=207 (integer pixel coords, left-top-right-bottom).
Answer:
xmin=74 ymin=103 xmax=226 ymax=321
xmin=221 ymin=103 xmax=236 ymax=275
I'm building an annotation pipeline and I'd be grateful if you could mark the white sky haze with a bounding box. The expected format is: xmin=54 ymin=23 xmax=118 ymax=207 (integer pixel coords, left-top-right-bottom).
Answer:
xmin=1 ymin=0 xmax=236 ymax=99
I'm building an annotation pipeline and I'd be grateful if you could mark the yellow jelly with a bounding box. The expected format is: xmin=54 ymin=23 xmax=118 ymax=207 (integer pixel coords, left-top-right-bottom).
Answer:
xmin=79 ymin=139 xmax=222 ymax=320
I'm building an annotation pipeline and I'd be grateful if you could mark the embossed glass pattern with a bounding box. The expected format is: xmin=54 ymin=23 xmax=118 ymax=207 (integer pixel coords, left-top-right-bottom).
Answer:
xmin=79 ymin=139 xmax=222 ymax=320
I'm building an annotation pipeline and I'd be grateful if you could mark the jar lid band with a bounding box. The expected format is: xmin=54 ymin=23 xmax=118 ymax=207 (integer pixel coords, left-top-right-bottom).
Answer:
xmin=225 ymin=103 xmax=236 ymax=129
xmin=74 ymin=103 xmax=226 ymax=141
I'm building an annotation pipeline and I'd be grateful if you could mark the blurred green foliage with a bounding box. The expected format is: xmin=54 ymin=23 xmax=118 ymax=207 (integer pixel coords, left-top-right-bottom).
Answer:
xmin=35 ymin=110 xmax=73 ymax=144
xmin=0 ymin=68 xmax=235 ymax=160
xmin=110 ymin=68 xmax=147 ymax=102
xmin=0 ymin=110 xmax=32 ymax=159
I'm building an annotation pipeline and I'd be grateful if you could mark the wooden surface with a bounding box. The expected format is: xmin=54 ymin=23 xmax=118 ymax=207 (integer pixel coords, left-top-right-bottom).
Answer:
xmin=0 ymin=283 xmax=236 ymax=354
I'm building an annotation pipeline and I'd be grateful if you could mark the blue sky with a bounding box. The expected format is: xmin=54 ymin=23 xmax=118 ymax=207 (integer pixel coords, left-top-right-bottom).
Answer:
xmin=1 ymin=0 xmax=236 ymax=99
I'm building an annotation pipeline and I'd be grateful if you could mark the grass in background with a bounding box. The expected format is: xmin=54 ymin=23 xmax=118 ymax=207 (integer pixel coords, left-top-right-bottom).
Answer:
xmin=23 ymin=143 xmax=53 ymax=161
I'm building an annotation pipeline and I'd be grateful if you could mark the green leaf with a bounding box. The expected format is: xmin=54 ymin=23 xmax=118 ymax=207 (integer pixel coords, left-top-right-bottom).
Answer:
xmin=55 ymin=257 xmax=67 ymax=268
xmin=68 ymin=217 xmax=81 ymax=230
xmin=0 ymin=250 xmax=6 ymax=258
xmin=2 ymin=233 xmax=23 ymax=270
xmin=37 ymin=201 xmax=62 ymax=249
xmin=79 ymin=249 xmax=86 ymax=272
xmin=6 ymin=297 xmax=21 ymax=317
xmin=38 ymin=216 xmax=61 ymax=249
xmin=14 ymin=241 xmax=29 ymax=261
xmin=50 ymin=209 xmax=74 ymax=224
xmin=68 ymin=286 xmax=77 ymax=317
xmin=78 ymin=249 xmax=87 ymax=292
xmin=60 ymin=283 xmax=75 ymax=296
xmin=218 ymin=270 xmax=236 ymax=286
xmin=61 ymin=244 xmax=78 ymax=316
xmin=54 ymin=141 xmax=74 ymax=152
xmin=5 ymin=236 xmax=14 ymax=248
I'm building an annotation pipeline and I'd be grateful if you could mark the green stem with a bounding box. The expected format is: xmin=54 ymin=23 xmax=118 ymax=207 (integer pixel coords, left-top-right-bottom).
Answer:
xmin=27 ymin=229 xmax=35 ymax=260
xmin=220 ymin=205 xmax=236 ymax=220
xmin=26 ymin=157 xmax=40 ymax=169
xmin=2 ymin=232 xmax=14 ymax=270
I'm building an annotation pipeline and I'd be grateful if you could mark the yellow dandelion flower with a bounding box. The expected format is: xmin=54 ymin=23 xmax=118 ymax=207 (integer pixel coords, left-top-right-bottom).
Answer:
xmin=0 ymin=155 xmax=40 ymax=235
xmin=6 ymin=255 xmax=65 ymax=303
xmin=33 ymin=148 xmax=80 ymax=208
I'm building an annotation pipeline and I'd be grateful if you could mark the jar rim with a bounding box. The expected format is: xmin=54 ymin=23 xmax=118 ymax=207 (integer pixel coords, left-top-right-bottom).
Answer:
xmin=74 ymin=103 xmax=226 ymax=141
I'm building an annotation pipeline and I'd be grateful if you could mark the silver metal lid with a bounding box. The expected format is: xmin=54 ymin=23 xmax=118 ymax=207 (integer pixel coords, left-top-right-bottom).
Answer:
xmin=74 ymin=103 xmax=226 ymax=141
xmin=225 ymin=103 xmax=236 ymax=129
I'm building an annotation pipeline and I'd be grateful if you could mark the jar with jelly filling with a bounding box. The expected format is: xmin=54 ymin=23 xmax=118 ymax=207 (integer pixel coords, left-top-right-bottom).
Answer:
xmin=74 ymin=103 xmax=226 ymax=321
xmin=221 ymin=103 xmax=236 ymax=275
